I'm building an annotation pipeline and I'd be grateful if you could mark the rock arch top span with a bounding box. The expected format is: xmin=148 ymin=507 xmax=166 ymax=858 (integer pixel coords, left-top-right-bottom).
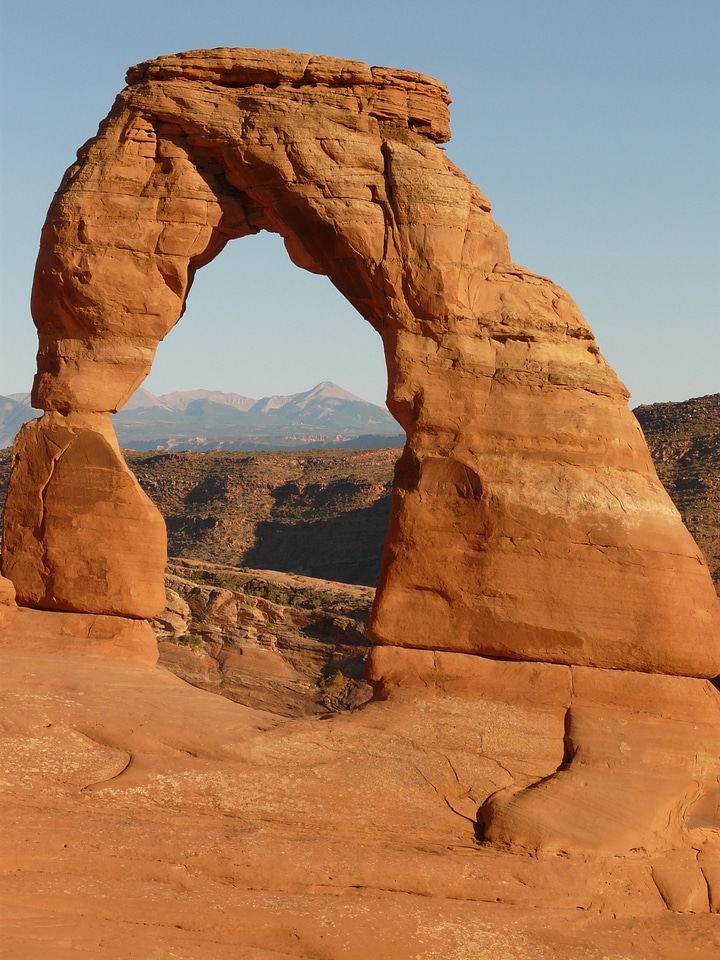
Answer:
xmin=2 ymin=48 xmax=719 ymax=679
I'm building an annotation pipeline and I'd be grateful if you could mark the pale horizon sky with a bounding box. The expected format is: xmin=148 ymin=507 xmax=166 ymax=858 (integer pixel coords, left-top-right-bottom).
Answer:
xmin=1 ymin=0 xmax=718 ymax=409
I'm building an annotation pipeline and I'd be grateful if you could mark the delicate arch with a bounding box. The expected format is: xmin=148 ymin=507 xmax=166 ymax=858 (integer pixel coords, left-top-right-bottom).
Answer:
xmin=3 ymin=48 xmax=718 ymax=678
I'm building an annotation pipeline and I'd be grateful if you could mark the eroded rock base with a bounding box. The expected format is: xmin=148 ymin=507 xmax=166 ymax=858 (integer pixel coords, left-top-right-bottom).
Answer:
xmin=0 ymin=602 xmax=158 ymax=665
xmin=367 ymin=646 xmax=720 ymax=862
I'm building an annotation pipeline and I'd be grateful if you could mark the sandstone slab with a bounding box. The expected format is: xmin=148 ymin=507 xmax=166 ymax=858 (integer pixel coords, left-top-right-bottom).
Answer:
xmin=1 ymin=623 xmax=720 ymax=958
xmin=369 ymin=645 xmax=720 ymax=858
xmin=0 ymin=603 xmax=158 ymax=665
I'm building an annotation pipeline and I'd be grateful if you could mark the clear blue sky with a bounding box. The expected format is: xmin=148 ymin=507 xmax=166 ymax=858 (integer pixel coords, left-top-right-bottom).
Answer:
xmin=1 ymin=0 xmax=718 ymax=407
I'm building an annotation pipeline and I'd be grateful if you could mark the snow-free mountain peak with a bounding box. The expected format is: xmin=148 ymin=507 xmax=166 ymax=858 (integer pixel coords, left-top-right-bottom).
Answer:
xmin=0 ymin=383 xmax=402 ymax=451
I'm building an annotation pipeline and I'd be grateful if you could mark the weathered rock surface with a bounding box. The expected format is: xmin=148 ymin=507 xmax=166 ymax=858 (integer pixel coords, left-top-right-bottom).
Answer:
xmin=3 ymin=47 xmax=718 ymax=674
xmin=0 ymin=601 xmax=158 ymax=664
xmin=1 ymin=626 xmax=719 ymax=958
xmin=368 ymin=647 xmax=720 ymax=857
xmin=2 ymin=413 xmax=166 ymax=617
xmin=0 ymin=573 xmax=15 ymax=605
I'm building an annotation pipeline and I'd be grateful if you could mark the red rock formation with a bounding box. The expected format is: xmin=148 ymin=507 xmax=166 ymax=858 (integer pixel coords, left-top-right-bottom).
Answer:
xmin=1 ymin=49 xmax=719 ymax=864
xmin=4 ymin=47 xmax=717 ymax=672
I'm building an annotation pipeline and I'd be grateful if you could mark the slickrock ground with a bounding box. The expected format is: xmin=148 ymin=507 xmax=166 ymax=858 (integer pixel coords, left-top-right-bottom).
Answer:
xmin=1 ymin=615 xmax=719 ymax=960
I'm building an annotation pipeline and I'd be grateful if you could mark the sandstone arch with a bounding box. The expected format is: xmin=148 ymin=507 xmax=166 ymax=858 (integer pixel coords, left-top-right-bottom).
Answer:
xmin=3 ymin=48 xmax=719 ymax=679
xmin=2 ymin=47 xmax=720 ymax=861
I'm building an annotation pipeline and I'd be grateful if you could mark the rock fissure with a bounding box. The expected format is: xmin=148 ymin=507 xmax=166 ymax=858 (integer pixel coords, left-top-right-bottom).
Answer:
xmin=443 ymin=797 xmax=478 ymax=824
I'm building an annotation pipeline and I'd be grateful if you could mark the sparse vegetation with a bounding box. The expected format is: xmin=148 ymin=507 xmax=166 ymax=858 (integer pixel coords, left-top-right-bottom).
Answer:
xmin=177 ymin=632 xmax=204 ymax=651
xmin=241 ymin=579 xmax=345 ymax=611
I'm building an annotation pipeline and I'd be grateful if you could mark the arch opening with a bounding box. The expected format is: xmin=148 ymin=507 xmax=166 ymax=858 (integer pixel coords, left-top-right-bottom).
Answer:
xmin=124 ymin=228 xmax=400 ymax=590
xmin=143 ymin=229 xmax=390 ymax=408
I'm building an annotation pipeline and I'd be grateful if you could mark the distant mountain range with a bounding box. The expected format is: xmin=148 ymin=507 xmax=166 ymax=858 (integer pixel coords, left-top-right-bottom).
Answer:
xmin=0 ymin=396 xmax=32 ymax=450
xmin=0 ymin=382 xmax=404 ymax=451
